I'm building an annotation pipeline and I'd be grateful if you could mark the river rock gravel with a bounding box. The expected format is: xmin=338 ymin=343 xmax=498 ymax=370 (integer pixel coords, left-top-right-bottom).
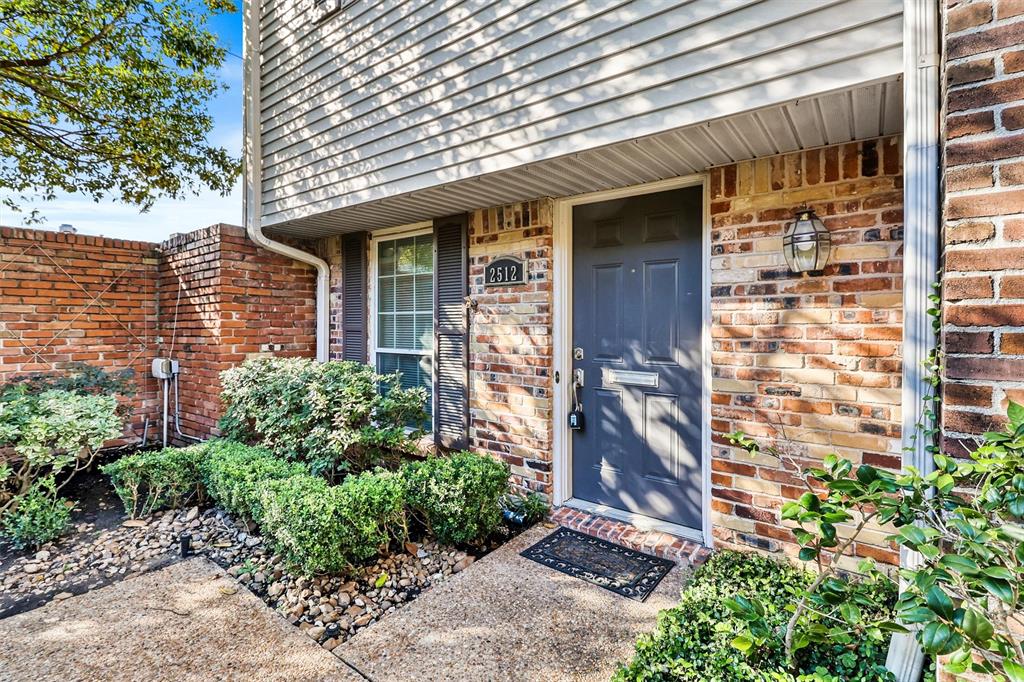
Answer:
xmin=0 ymin=504 xmax=473 ymax=654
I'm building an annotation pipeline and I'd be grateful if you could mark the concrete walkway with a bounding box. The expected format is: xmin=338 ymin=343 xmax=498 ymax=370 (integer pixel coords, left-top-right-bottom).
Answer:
xmin=0 ymin=526 xmax=690 ymax=682
xmin=0 ymin=558 xmax=362 ymax=682
xmin=336 ymin=525 xmax=689 ymax=682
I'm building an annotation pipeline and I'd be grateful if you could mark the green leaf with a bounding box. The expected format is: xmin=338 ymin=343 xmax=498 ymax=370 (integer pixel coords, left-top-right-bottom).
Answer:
xmin=925 ymin=585 xmax=955 ymax=620
xmin=798 ymin=547 xmax=818 ymax=562
xmin=960 ymin=608 xmax=994 ymax=645
xmin=1008 ymin=402 xmax=1024 ymax=429
xmin=1004 ymin=659 xmax=1024 ymax=682
xmin=983 ymin=566 xmax=1015 ymax=581
xmin=731 ymin=634 xmax=754 ymax=653
xmin=980 ymin=577 xmax=1015 ymax=604
xmin=899 ymin=526 xmax=928 ymax=547
xmin=939 ymin=554 xmax=980 ymax=576
xmin=799 ymin=492 xmax=821 ymax=512
xmin=856 ymin=465 xmax=879 ymax=484
xmin=920 ymin=622 xmax=961 ymax=655
xmin=839 ymin=603 xmax=862 ymax=624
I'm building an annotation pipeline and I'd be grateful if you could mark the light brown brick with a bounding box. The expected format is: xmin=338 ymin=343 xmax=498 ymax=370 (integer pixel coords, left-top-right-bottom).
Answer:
xmin=948 ymin=1 xmax=993 ymax=32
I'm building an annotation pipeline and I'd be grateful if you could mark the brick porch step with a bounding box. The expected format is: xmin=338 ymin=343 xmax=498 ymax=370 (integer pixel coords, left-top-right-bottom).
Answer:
xmin=550 ymin=506 xmax=711 ymax=566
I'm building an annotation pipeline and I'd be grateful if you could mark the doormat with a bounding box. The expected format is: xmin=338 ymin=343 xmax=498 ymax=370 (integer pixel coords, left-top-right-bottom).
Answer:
xmin=520 ymin=527 xmax=674 ymax=601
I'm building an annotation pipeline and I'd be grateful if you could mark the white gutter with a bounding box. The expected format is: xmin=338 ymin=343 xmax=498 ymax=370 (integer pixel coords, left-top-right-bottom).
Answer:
xmin=242 ymin=0 xmax=330 ymax=362
xmin=886 ymin=0 xmax=942 ymax=680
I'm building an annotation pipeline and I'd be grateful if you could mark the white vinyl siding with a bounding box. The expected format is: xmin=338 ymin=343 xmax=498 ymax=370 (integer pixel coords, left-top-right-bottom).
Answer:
xmin=373 ymin=232 xmax=434 ymax=428
xmin=258 ymin=0 xmax=903 ymax=228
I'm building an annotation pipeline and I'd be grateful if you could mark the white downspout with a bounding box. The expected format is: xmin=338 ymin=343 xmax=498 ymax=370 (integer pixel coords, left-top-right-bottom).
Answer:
xmin=887 ymin=0 xmax=941 ymax=680
xmin=242 ymin=0 xmax=330 ymax=362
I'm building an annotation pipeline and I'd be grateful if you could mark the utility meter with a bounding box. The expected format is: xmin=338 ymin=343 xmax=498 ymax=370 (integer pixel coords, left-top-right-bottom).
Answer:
xmin=151 ymin=358 xmax=180 ymax=379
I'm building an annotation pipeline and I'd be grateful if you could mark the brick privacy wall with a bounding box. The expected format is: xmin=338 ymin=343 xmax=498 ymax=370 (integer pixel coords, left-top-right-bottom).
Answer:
xmin=941 ymin=0 xmax=1024 ymax=449
xmin=709 ymin=136 xmax=905 ymax=568
xmin=158 ymin=225 xmax=317 ymax=440
xmin=467 ymin=200 xmax=554 ymax=496
xmin=0 ymin=227 xmax=162 ymax=433
xmin=0 ymin=224 xmax=315 ymax=444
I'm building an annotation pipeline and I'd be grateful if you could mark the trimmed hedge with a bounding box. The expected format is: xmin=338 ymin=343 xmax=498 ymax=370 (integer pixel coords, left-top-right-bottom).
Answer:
xmin=614 ymin=550 xmax=896 ymax=682
xmin=259 ymin=470 xmax=406 ymax=574
xmin=201 ymin=441 xmax=306 ymax=524
xmin=1 ymin=478 xmax=71 ymax=549
xmin=103 ymin=441 xmax=513 ymax=576
xmin=403 ymin=451 xmax=510 ymax=545
xmin=101 ymin=444 xmax=207 ymax=518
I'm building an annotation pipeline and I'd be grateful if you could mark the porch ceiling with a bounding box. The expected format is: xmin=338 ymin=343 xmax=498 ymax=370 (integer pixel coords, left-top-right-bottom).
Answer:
xmin=267 ymin=77 xmax=902 ymax=240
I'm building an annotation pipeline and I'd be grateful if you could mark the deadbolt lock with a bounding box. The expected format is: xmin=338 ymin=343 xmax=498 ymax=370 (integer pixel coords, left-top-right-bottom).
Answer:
xmin=573 ymin=347 xmax=584 ymax=360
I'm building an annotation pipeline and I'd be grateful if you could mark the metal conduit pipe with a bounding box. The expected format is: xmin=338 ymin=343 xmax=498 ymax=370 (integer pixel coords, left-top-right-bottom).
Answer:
xmin=243 ymin=0 xmax=329 ymax=362
xmin=173 ymin=374 xmax=203 ymax=443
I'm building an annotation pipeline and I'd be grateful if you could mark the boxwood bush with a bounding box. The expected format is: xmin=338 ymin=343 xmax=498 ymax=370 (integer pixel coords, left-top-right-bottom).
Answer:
xmin=219 ymin=358 xmax=428 ymax=480
xmin=403 ymin=451 xmax=510 ymax=545
xmin=200 ymin=440 xmax=306 ymax=524
xmin=1 ymin=477 xmax=71 ymax=549
xmin=101 ymin=444 xmax=207 ymax=518
xmin=614 ymin=550 xmax=896 ymax=682
xmin=259 ymin=469 xmax=406 ymax=575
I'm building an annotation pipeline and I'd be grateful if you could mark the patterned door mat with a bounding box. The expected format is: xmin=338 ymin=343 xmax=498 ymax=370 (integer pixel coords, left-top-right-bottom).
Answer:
xmin=520 ymin=527 xmax=674 ymax=601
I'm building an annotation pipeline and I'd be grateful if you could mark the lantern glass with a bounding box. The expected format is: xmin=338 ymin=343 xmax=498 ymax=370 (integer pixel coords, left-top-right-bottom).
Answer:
xmin=783 ymin=210 xmax=830 ymax=273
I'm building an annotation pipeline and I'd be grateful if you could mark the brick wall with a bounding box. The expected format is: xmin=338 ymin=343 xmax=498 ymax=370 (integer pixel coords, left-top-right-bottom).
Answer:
xmin=0 ymin=224 xmax=316 ymax=445
xmin=941 ymin=0 xmax=1024 ymax=448
xmin=467 ymin=200 xmax=554 ymax=496
xmin=157 ymin=225 xmax=317 ymax=440
xmin=0 ymin=227 xmax=161 ymax=433
xmin=708 ymin=136 xmax=905 ymax=567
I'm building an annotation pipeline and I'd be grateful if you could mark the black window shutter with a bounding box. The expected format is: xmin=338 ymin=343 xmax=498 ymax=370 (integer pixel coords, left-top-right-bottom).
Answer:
xmin=433 ymin=214 xmax=469 ymax=450
xmin=341 ymin=231 xmax=368 ymax=362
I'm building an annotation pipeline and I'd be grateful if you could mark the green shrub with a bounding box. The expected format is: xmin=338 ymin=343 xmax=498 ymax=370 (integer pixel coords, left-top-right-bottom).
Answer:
xmin=500 ymin=491 xmax=549 ymax=525
xmin=613 ymin=550 xmax=896 ymax=682
xmin=1 ymin=384 xmax=124 ymax=520
xmin=101 ymin=444 xmax=207 ymax=518
xmin=402 ymin=451 xmax=509 ymax=545
xmin=201 ymin=440 xmax=306 ymax=524
xmin=2 ymin=478 xmax=71 ymax=549
xmin=219 ymin=358 xmax=428 ymax=480
xmin=259 ymin=469 xmax=406 ymax=575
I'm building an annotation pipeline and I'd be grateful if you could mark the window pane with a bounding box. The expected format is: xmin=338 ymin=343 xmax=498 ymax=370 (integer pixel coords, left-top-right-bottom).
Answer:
xmin=377 ymin=352 xmax=432 ymax=429
xmin=415 ymin=313 xmax=433 ymax=351
xmin=378 ymin=314 xmax=395 ymax=348
xmin=415 ymin=237 xmax=432 ymax=273
xmin=396 ymin=239 xmax=416 ymax=274
xmin=379 ymin=276 xmax=395 ymax=313
xmin=414 ymin=273 xmax=432 ymax=311
xmin=395 ymin=274 xmax=415 ymax=313
xmin=378 ymin=241 xmax=395 ymax=277
xmin=395 ymin=313 xmax=415 ymax=348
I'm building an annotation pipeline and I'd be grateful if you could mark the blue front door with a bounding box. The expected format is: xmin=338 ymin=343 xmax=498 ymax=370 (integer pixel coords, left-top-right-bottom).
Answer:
xmin=571 ymin=185 xmax=704 ymax=530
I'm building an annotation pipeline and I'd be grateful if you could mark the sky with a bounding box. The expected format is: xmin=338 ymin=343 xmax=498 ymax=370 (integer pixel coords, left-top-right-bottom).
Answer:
xmin=0 ymin=5 xmax=245 ymax=242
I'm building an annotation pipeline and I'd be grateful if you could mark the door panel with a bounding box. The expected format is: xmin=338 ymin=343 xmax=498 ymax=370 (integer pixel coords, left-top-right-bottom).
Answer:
xmin=593 ymin=265 xmax=624 ymax=362
xmin=571 ymin=185 xmax=703 ymax=530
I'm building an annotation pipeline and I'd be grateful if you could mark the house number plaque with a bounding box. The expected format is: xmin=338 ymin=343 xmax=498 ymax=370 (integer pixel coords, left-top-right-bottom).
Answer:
xmin=484 ymin=256 xmax=527 ymax=287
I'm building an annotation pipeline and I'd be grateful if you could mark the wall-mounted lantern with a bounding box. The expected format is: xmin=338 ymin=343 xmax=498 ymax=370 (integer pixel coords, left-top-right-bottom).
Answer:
xmin=782 ymin=208 xmax=831 ymax=273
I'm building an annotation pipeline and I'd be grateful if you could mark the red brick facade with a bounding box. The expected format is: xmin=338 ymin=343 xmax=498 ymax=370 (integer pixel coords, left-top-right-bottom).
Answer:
xmin=0 ymin=228 xmax=161 ymax=433
xmin=941 ymin=0 xmax=1024 ymax=448
xmin=467 ymin=201 xmax=554 ymax=497
xmin=709 ymin=137 xmax=905 ymax=567
xmin=158 ymin=225 xmax=317 ymax=438
xmin=0 ymin=224 xmax=316 ymax=444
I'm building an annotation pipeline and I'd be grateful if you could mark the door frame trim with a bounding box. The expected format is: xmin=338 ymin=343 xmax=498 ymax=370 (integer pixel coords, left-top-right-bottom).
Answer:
xmin=551 ymin=173 xmax=712 ymax=548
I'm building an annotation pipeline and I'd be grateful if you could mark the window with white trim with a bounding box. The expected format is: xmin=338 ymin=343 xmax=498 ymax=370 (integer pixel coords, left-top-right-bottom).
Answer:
xmin=373 ymin=233 xmax=433 ymax=428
